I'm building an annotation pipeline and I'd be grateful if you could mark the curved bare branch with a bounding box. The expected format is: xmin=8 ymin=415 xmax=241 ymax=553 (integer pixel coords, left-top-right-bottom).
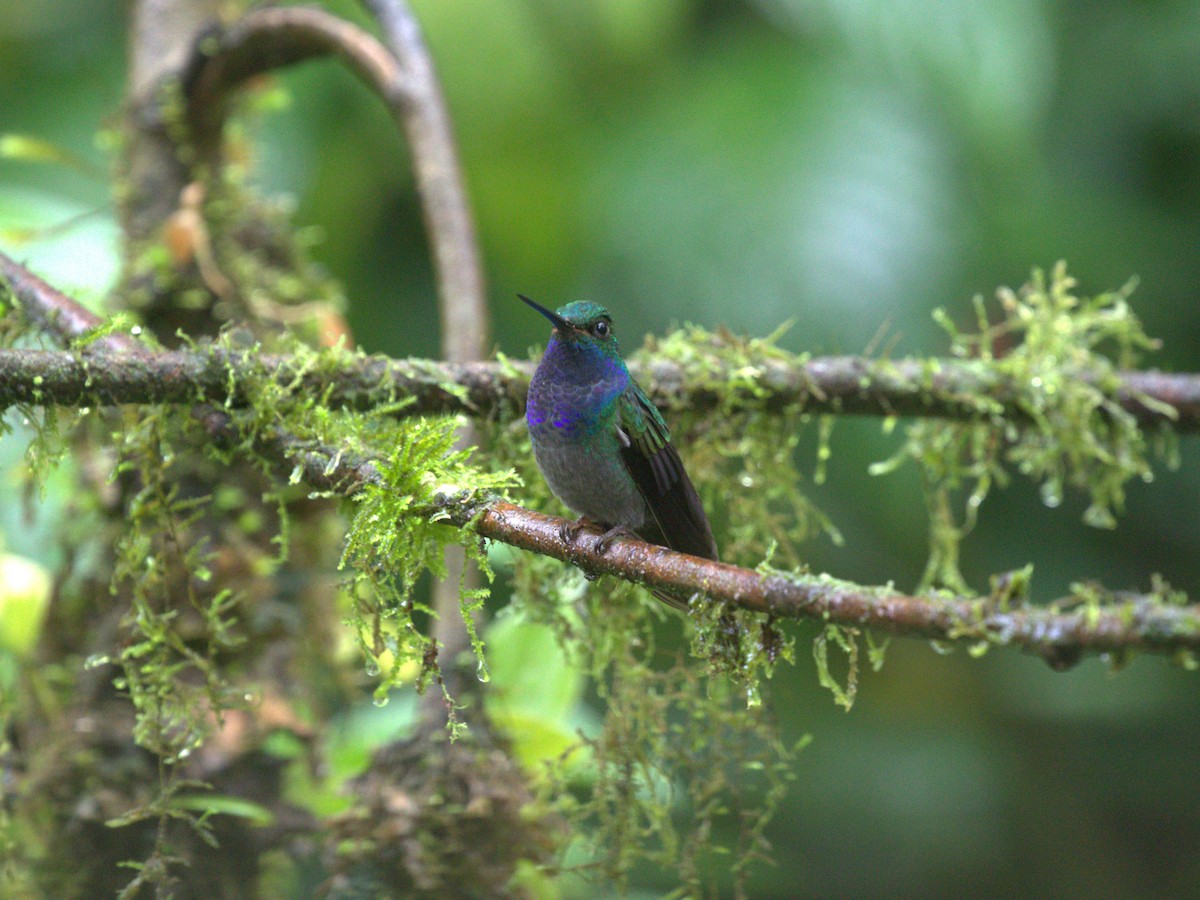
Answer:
xmin=182 ymin=1 xmax=490 ymax=711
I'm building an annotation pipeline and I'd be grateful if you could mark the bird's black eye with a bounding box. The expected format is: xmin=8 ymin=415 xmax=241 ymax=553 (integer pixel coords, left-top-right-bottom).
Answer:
xmin=593 ymin=320 xmax=610 ymax=338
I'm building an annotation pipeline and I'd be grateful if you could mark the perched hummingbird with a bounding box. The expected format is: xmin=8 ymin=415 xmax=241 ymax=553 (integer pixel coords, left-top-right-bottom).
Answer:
xmin=520 ymin=294 xmax=718 ymax=608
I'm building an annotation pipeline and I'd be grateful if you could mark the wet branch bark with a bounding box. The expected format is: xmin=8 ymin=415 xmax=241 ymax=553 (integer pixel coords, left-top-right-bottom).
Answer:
xmin=245 ymin=413 xmax=1200 ymax=671
xmin=2 ymin=325 xmax=1197 ymax=433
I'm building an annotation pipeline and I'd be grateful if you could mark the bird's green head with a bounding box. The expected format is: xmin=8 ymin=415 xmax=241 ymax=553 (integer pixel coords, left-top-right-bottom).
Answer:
xmin=519 ymin=295 xmax=621 ymax=357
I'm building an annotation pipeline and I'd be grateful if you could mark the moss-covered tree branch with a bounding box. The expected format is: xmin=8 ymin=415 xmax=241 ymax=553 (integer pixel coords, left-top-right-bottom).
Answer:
xmin=6 ymin=250 xmax=1196 ymax=432
xmin=1 ymin=342 xmax=1197 ymax=433
xmin=238 ymin=417 xmax=1200 ymax=670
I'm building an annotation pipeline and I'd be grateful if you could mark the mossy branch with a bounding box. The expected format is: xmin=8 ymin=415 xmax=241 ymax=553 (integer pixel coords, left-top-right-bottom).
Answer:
xmin=225 ymin=421 xmax=1200 ymax=671
xmin=1 ymin=343 xmax=1197 ymax=433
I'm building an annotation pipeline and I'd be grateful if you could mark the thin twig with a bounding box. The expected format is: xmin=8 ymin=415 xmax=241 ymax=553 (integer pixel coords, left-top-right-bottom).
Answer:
xmin=458 ymin=502 xmax=1200 ymax=669
xmin=0 ymin=253 xmax=145 ymax=354
xmin=361 ymin=0 xmax=489 ymax=361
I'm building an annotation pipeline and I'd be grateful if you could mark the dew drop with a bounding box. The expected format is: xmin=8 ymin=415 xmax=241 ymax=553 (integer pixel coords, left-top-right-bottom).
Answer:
xmin=364 ymin=661 xmax=380 ymax=677
xmin=476 ymin=662 xmax=491 ymax=683
xmin=1082 ymin=505 xmax=1116 ymax=529
xmin=1039 ymin=482 xmax=1062 ymax=508
xmin=84 ymin=654 xmax=110 ymax=669
xmin=372 ymin=694 xmax=390 ymax=708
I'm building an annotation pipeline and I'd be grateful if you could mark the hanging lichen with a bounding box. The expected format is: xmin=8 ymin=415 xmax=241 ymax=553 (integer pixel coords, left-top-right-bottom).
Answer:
xmin=870 ymin=263 xmax=1175 ymax=591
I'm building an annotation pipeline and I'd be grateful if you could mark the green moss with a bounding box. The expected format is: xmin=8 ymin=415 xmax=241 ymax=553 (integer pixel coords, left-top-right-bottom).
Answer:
xmin=812 ymin=623 xmax=860 ymax=711
xmin=190 ymin=333 xmax=519 ymax=731
xmin=0 ymin=284 xmax=16 ymax=343
xmin=337 ymin=411 xmax=516 ymax=715
xmin=555 ymin=641 xmax=805 ymax=895
xmin=873 ymin=263 xmax=1173 ymax=591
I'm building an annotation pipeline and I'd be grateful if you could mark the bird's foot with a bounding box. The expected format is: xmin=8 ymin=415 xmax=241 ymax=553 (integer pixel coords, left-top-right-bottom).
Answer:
xmin=558 ymin=517 xmax=635 ymax=553
xmin=595 ymin=523 xmax=637 ymax=553
xmin=558 ymin=517 xmax=592 ymax=545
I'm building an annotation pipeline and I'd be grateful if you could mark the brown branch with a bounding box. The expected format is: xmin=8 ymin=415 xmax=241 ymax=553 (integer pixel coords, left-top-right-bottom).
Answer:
xmin=235 ymin=420 xmax=1200 ymax=671
xmin=459 ymin=503 xmax=1200 ymax=670
xmin=362 ymin=0 xmax=489 ymax=362
xmin=3 ymin=340 xmax=1199 ymax=434
xmin=793 ymin=356 xmax=1200 ymax=432
xmin=0 ymin=345 xmax=520 ymax=413
xmin=185 ymin=7 xmax=400 ymax=166
xmin=0 ymin=253 xmax=145 ymax=354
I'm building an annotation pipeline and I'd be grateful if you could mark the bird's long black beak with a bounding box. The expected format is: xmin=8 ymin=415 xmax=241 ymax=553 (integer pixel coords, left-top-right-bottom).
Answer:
xmin=518 ymin=294 xmax=571 ymax=332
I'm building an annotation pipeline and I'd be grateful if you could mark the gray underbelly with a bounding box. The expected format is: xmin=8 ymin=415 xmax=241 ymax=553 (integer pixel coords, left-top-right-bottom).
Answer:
xmin=532 ymin=436 xmax=647 ymax=529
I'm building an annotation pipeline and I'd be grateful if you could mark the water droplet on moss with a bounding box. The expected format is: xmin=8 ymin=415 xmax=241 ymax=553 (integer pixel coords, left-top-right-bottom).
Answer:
xmin=1039 ymin=482 xmax=1062 ymax=508
xmin=1082 ymin=504 xmax=1116 ymax=529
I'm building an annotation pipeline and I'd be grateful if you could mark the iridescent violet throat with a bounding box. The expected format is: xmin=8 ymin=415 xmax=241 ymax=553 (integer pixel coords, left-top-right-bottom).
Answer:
xmin=520 ymin=294 xmax=718 ymax=608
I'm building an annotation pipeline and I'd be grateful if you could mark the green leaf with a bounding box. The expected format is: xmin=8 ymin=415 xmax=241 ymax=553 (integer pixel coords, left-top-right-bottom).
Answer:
xmin=486 ymin=615 xmax=583 ymax=722
xmin=485 ymin=615 xmax=588 ymax=769
xmin=0 ymin=552 xmax=52 ymax=657
xmin=168 ymin=793 xmax=276 ymax=827
xmin=0 ymin=133 xmax=105 ymax=177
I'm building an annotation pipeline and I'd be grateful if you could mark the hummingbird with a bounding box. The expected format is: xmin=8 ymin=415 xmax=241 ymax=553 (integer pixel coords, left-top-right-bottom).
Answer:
xmin=520 ymin=294 xmax=718 ymax=608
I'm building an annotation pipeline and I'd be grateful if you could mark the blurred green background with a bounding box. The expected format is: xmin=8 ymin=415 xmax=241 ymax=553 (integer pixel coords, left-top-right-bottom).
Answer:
xmin=3 ymin=0 xmax=1199 ymax=896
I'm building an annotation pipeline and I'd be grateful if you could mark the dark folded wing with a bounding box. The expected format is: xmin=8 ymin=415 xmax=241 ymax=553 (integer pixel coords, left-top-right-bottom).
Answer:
xmin=616 ymin=385 xmax=718 ymax=562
